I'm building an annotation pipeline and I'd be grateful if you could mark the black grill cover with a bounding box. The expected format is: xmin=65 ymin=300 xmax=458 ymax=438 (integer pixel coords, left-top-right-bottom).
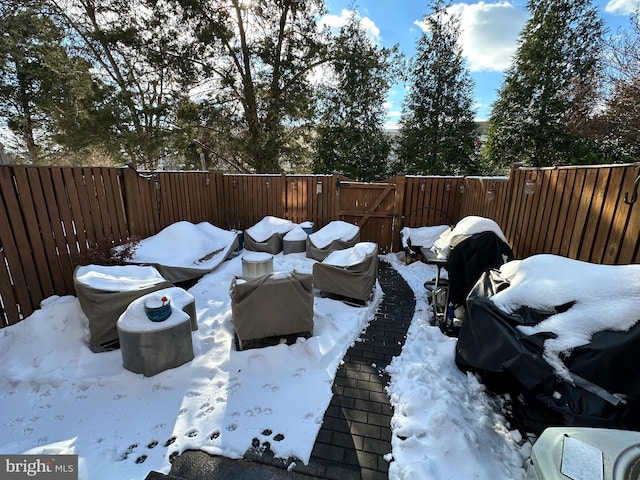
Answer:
xmin=455 ymin=269 xmax=640 ymax=434
xmin=446 ymin=231 xmax=514 ymax=308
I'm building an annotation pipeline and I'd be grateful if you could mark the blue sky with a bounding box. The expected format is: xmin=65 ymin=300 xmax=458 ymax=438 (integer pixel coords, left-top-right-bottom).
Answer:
xmin=323 ymin=0 xmax=640 ymax=126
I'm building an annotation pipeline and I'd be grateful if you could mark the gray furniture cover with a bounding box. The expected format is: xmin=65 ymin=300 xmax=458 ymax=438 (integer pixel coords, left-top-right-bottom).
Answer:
xmin=117 ymin=294 xmax=194 ymax=376
xmin=141 ymin=237 xmax=238 ymax=283
xmin=74 ymin=265 xmax=172 ymax=352
xmin=312 ymin=248 xmax=379 ymax=302
xmin=229 ymin=271 xmax=314 ymax=350
xmin=306 ymin=231 xmax=361 ymax=261
xmin=243 ymin=230 xmax=286 ymax=255
xmin=123 ymin=222 xmax=239 ymax=283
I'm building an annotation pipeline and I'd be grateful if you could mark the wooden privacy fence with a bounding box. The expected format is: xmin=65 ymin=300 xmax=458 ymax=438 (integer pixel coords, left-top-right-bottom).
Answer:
xmin=1 ymin=163 xmax=639 ymax=328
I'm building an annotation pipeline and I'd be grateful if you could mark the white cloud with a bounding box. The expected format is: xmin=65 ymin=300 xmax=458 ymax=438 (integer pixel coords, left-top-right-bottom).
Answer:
xmin=605 ymin=0 xmax=640 ymax=15
xmin=318 ymin=9 xmax=381 ymax=44
xmin=416 ymin=2 xmax=529 ymax=73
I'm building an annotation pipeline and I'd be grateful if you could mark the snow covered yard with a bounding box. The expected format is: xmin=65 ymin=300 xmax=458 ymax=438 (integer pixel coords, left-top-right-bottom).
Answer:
xmin=11 ymin=218 xmax=638 ymax=479
xmin=0 ymin=246 xmax=534 ymax=480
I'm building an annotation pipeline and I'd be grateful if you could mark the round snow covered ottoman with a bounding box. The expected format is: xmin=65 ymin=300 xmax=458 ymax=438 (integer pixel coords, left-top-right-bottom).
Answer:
xmin=117 ymin=292 xmax=194 ymax=377
xmin=283 ymin=226 xmax=308 ymax=254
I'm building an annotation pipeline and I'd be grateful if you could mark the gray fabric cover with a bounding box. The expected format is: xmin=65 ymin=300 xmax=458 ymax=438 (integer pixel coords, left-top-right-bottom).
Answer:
xmin=73 ymin=266 xmax=172 ymax=351
xmin=118 ymin=312 xmax=194 ymax=377
xmin=229 ymin=271 xmax=314 ymax=347
xmin=243 ymin=231 xmax=285 ymax=255
xmin=312 ymin=250 xmax=379 ymax=301
xmin=282 ymin=238 xmax=306 ymax=254
xmin=131 ymin=236 xmax=239 ymax=284
xmin=305 ymin=231 xmax=361 ymax=261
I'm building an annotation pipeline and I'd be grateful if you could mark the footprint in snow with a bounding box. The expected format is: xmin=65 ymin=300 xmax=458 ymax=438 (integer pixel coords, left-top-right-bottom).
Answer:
xmin=291 ymin=368 xmax=306 ymax=379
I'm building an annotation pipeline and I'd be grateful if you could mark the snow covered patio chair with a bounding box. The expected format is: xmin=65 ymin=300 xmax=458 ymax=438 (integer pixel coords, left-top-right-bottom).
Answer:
xmin=229 ymin=271 xmax=314 ymax=350
xmin=312 ymin=242 xmax=378 ymax=305
xmin=243 ymin=216 xmax=296 ymax=255
xmin=73 ymin=264 xmax=172 ymax=352
xmin=306 ymin=220 xmax=360 ymax=261
xmin=120 ymin=221 xmax=239 ymax=284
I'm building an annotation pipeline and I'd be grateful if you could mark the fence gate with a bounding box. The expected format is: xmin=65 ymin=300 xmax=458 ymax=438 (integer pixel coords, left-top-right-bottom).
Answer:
xmin=336 ymin=179 xmax=400 ymax=252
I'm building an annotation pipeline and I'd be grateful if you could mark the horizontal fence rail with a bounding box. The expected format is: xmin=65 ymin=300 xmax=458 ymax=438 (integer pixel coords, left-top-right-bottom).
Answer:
xmin=0 ymin=163 xmax=639 ymax=327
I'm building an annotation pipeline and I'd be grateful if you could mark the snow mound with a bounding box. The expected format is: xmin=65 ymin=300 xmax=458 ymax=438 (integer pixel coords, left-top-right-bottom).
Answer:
xmin=309 ymin=221 xmax=359 ymax=249
xmin=246 ymin=216 xmax=295 ymax=242
xmin=492 ymin=254 xmax=640 ymax=379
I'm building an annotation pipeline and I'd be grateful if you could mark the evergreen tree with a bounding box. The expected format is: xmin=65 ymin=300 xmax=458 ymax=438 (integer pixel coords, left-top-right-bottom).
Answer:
xmin=0 ymin=0 xmax=103 ymax=163
xmin=396 ymin=0 xmax=479 ymax=176
xmin=483 ymin=0 xmax=605 ymax=170
xmin=51 ymin=0 xmax=199 ymax=169
xmin=174 ymin=0 xmax=330 ymax=173
xmin=314 ymin=8 xmax=400 ymax=181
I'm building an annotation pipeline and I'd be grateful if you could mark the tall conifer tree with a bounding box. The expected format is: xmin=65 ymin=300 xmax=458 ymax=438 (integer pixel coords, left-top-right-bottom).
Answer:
xmin=483 ymin=0 xmax=605 ymax=169
xmin=396 ymin=0 xmax=478 ymax=175
xmin=314 ymin=8 xmax=400 ymax=181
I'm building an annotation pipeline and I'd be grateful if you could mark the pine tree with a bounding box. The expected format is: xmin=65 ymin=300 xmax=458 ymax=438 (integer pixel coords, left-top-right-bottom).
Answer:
xmin=314 ymin=8 xmax=400 ymax=181
xmin=0 ymin=0 xmax=102 ymax=163
xmin=483 ymin=0 xmax=605 ymax=169
xmin=396 ymin=0 xmax=479 ymax=176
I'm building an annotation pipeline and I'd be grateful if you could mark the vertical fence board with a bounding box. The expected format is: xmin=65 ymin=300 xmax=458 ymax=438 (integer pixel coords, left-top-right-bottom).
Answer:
xmin=50 ymin=168 xmax=81 ymax=266
xmin=590 ymin=167 xmax=625 ymax=263
xmin=616 ymin=165 xmax=640 ymax=264
xmin=567 ymin=168 xmax=597 ymax=259
xmin=580 ymin=168 xmax=611 ymax=262
xmin=0 ymin=171 xmax=28 ymax=325
xmin=37 ymin=168 xmax=75 ymax=294
xmin=558 ymin=169 xmax=587 ymax=257
xmin=13 ymin=168 xmax=54 ymax=299
xmin=537 ymin=170 xmax=554 ymax=253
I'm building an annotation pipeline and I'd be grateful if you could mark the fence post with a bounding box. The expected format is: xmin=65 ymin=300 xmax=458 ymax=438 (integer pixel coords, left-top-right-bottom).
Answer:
xmin=391 ymin=174 xmax=406 ymax=252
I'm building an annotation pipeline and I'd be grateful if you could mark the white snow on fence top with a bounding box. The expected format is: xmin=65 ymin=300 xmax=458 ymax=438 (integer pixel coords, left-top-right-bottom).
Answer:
xmin=125 ymin=221 xmax=237 ymax=268
xmin=309 ymin=221 xmax=359 ymax=249
xmin=323 ymin=242 xmax=377 ymax=267
xmin=491 ymin=254 xmax=640 ymax=379
xmin=74 ymin=264 xmax=166 ymax=291
xmin=246 ymin=216 xmax=295 ymax=242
